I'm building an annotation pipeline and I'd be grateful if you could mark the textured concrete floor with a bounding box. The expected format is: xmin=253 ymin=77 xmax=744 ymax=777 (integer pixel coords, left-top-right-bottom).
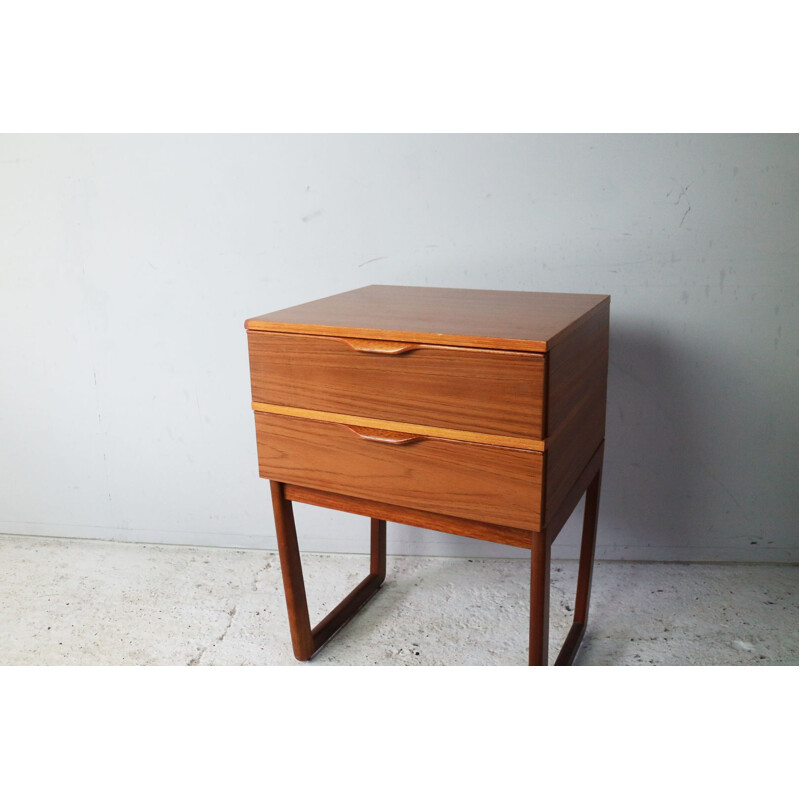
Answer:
xmin=0 ymin=533 xmax=796 ymax=666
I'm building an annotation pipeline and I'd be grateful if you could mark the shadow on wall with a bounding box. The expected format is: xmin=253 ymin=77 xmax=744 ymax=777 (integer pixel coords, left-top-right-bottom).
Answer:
xmin=598 ymin=314 xmax=797 ymax=561
xmin=599 ymin=317 xmax=703 ymax=557
xmin=548 ymin=318 xmax=695 ymax=560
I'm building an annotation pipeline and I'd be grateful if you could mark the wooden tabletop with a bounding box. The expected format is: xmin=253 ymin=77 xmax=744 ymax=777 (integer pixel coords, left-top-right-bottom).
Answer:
xmin=245 ymin=285 xmax=609 ymax=352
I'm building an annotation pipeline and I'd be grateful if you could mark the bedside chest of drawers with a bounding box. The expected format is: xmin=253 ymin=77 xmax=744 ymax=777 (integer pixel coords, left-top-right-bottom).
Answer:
xmin=245 ymin=285 xmax=609 ymax=665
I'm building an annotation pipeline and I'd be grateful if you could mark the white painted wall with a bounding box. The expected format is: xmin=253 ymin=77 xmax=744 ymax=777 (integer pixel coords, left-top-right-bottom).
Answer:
xmin=1 ymin=134 xmax=796 ymax=562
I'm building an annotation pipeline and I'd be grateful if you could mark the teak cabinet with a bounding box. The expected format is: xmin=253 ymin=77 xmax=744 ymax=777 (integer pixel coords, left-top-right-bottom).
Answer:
xmin=245 ymin=285 xmax=609 ymax=665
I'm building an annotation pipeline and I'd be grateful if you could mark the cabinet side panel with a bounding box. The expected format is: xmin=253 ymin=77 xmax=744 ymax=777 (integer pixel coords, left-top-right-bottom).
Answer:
xmin=544 ymin=303 xmax=609 ymax=523
xmin=545 ymin=300 xmax=609 ymax=437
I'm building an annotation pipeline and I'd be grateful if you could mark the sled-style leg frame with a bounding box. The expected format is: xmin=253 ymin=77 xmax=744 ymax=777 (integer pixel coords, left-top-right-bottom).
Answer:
xmin=269 ymin=440 xmax=602 ymax=665
xmin=270 ymin=480 xmax=386 ymax=661
xmin=533 ymin=459 xmax=603 ymax=666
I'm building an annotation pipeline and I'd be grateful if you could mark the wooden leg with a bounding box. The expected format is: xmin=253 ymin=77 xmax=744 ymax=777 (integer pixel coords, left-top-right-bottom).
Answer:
xmin=554 ymin=463 xmax=603 ymax=666
xmin=529 ymin=530 xmax=551 ymax=666
xmin=270 ymin=480 xmax=314 ymax=659
xmin=270 ymin=481 xmax=387 ymax=661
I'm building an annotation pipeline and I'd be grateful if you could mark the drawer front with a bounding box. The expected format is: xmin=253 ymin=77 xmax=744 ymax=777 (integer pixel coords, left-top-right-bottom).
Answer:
xmin=248 ymin=331 xmax=544 ymax=439
xmin=255 ymin=412 xmax=543 ymax=530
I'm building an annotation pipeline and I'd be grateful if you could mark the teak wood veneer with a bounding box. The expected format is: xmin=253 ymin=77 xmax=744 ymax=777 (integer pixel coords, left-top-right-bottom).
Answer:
xmin=245 ymin=284 xmax=610 ymax=665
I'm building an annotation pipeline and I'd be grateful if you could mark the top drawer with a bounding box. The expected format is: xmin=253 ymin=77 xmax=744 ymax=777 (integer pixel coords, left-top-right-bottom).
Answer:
xmin=247 ymin=330 xmax=545 ymax=439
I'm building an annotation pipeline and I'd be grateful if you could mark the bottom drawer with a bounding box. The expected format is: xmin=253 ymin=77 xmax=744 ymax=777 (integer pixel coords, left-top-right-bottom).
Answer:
xmin=254 ymin=412 xmax=543 ymax=530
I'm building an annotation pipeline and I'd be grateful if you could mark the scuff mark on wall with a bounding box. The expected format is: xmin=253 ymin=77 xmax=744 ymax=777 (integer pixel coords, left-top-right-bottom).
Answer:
xmin=357 ymin=256 xmax=387 ymax=268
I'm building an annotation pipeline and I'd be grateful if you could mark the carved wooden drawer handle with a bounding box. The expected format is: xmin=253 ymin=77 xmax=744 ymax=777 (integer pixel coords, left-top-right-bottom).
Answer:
xmin=343 ymin=425 xmax=425 ymax=445
xmin=338 ymin=337 xmax=419 ymax=355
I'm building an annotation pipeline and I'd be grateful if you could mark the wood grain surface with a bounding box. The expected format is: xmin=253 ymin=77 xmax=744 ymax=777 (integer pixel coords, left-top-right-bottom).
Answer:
xmin=545 ymin=300 xmax=610 ymax=437
xmin=245 ymin=285 xmax=610 ymax=353
xmin=250 ymin=402 xmax=546 ymax=451
xmin=248 ymin=330 xmax=545 ymax=439
xmin=542 ymin=302 xmax=609 ymax=523
xmin=283 ymin=484 xmax=535 ymax=549
xmin=255 ymin=411 xmax=543 ymax=530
